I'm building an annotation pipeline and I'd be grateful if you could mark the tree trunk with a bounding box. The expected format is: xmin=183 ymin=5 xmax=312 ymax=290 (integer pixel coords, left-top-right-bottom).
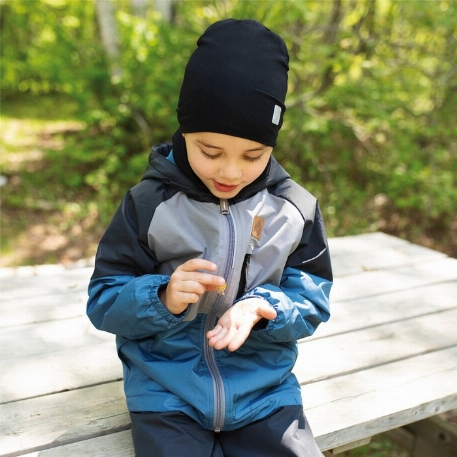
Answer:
xmin=154 ymin=0 xmax=174 ymax=22
xmin=95 ymin=0 xmax=121 ymax=79
xmin=131 ymin=0 xmax=148 ymax=17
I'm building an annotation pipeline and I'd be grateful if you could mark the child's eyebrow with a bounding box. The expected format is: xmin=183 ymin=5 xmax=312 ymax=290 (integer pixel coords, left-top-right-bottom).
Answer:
xmin=196 ymin=140 xmax=224 ymax=150
xmin=196 ymin=140 xmax=268 ymax=153
xmin=245 ymin=145 xmax=269 ymax=152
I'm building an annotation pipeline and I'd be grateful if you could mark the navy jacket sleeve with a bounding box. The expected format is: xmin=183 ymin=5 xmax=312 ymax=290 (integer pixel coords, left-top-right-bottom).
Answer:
xmin=87 ymin=182 xmax=187 ymax=339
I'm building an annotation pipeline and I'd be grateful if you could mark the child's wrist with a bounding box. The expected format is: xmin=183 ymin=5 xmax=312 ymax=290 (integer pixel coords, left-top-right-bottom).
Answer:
xmin=158 ymin=286 xmax=186 ymax=316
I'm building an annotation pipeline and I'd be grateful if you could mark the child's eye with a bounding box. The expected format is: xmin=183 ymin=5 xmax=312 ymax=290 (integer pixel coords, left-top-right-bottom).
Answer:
xmin=244 ymin=155 xmax=262 ymax=162
xmin=200 ymin=149 xmax=220 ymax=160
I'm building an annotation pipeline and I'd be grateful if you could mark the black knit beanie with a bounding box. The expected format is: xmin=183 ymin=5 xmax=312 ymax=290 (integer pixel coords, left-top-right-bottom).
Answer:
xmin=177 ymin=19 xmax=289 ymax=147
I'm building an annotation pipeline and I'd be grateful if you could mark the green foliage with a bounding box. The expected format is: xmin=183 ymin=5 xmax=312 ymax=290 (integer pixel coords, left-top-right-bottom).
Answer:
xmin=1 ymin=0 xmax=456 ymax=258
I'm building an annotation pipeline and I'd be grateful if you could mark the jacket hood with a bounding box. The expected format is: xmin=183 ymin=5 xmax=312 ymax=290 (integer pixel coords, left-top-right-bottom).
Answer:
xmin=142 ymin=141 xmax=291 ymax=204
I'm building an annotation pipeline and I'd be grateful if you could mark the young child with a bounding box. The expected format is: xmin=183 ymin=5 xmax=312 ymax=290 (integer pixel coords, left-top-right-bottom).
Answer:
xmin=87 ymin=19 xmax=332 ymax=457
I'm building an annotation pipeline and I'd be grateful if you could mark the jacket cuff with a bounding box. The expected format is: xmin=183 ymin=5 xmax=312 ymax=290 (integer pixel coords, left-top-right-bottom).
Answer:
xmin=233 ymin=293 xmax=277 ymax=333
xmin=153 ymin=280 xmax=189 ymax=323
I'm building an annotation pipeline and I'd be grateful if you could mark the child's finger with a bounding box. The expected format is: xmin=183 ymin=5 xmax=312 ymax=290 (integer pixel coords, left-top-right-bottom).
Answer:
xmin=191 ymin=272 xmax=225 ymax=289
xmin=207 ymin=324 xmax=250 ymax=352
xmin=206 ymin=324 xmax=226 ymax=342
xmin=206 ymin=281 xmax=226 ymax=294
xmin=178 ymin=259 xmax=225 ymax=289
xmin=180 ymin=258 xmax=217 ymax=273
xmin=207 ymin=324 xmax=236 ymax=350
xmin=258 ymin=303 xmax=277 ymax=320
xmin=227 ymin=326 xmax=251 ymax=352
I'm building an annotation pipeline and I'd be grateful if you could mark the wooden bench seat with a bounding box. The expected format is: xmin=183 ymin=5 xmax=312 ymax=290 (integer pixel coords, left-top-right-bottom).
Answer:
xmin=1 ymin=232 xmax=457 ymax=456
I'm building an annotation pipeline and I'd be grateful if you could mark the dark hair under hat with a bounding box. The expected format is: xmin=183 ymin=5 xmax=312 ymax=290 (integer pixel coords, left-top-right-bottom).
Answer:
xmin=177 ymin=19 xmax=289 ymax=147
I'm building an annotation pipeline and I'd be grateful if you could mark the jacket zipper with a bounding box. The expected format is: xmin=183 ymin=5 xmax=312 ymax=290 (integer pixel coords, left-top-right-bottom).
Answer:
xmin=203 ymin=198 xmax=235 ymax=432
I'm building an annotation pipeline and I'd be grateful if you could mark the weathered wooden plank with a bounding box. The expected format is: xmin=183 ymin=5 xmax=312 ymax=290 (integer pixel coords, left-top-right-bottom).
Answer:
xmin=1 ymin=233 xmax=456 ymax=455
xmin=316 ymin=391 xmax=457 ymax=452
xmin=0 ymin=266 xmax=91 ymax=328
xmin=2 ymin=345 xmax=455 ymax=457
xmin=294 ymin=307 xmax=457 ymax=384
xmin=0 ymin=316 xmax=113 ymax=360
xmin=0 ymin=291 xmax=88 ymax=328
xmin=330 ymin=256 xmax=457 ymax=303
xmin=309 ymin=368 xmax=457 ymax=451
xmin=328 ymin=232 xmax=446 ymax=277
xmin=2 ymin=233 xmax=452 ymax=330
xmin=0 ymin=266 xmax=91 ymax=296
xmin=0 ymin=381 xmax=127 ymax=457
xmin=5 ymin=279 xmax=454 ymax=362
xmin=328 ymin=232 xmax=408 ymax=252
xmin=310 ymin=280 xmax=457 ymax=338
xmin=328 ymin=232 xmax=445 ymax=260
xmin=301 ymin=346 xmax=457 ymax=410
xmin=16 ymin=430 xmax=134 ymax=457
xmin=302 ymin=347 xmax=457 ymax=450
xmin=0 ymin=341 xmax=122 ymax=404
xmin=2 ymin=303 xmax=455 ymax=404
xmin=9 ymin=347 xmax=457 ymax=456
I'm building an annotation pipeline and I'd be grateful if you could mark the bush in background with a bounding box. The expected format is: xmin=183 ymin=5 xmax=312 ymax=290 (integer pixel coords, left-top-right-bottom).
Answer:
xmin=1 ymin=0 xmax=456 ymax=258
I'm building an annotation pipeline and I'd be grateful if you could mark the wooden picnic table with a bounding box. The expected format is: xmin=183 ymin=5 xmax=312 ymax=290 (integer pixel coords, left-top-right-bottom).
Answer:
xmin=1 ymin=232 xmax=457 ymax=456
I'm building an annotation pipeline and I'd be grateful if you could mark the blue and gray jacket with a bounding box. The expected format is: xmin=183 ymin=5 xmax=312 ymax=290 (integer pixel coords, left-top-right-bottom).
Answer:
xmin=87 ymin=143 xmax=333 ymax=432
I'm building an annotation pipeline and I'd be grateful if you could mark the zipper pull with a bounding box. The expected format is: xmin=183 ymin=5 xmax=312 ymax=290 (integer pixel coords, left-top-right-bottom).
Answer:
xmin=220 ymin=199 xmax=230 ymax=215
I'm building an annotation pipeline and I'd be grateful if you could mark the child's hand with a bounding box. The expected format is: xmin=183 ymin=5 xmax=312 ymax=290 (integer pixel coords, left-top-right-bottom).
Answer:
xmin=206 ymin=298 xmax=277 ymax=352
xmin=159 ymin=259 xmax=225 ymax=315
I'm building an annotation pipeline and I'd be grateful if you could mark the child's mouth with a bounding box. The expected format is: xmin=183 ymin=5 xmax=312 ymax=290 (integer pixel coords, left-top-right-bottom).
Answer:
xmin=214 ymin=181 xmax=238 ymax=192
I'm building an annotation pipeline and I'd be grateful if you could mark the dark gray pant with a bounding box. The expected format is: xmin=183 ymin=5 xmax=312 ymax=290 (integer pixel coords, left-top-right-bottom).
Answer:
xmin=130 ymin=406 xmax=323 ymax=457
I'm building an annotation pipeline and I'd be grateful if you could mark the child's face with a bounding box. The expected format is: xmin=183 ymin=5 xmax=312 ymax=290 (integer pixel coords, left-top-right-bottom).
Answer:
xmin=184 ymin=132 xmax=273 ymax=199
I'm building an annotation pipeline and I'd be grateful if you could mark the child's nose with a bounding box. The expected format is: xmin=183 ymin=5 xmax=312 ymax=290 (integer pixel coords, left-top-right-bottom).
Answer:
xmin=220 ymin=162 xmax=242 ymax=180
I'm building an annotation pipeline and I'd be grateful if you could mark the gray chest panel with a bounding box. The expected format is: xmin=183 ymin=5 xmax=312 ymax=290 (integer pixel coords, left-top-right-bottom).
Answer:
xmin=148 ymin=190 xmax=304 ymax=320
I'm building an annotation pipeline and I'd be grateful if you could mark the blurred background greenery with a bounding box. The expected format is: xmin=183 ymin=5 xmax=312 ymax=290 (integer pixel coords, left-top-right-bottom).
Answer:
xmin=1 ymin=0 xmax=456 ymax=268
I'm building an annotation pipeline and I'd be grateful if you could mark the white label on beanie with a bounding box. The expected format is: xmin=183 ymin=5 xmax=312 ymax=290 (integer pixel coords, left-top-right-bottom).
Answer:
xmin=272 ymin=105 xmax=281 ymax=125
